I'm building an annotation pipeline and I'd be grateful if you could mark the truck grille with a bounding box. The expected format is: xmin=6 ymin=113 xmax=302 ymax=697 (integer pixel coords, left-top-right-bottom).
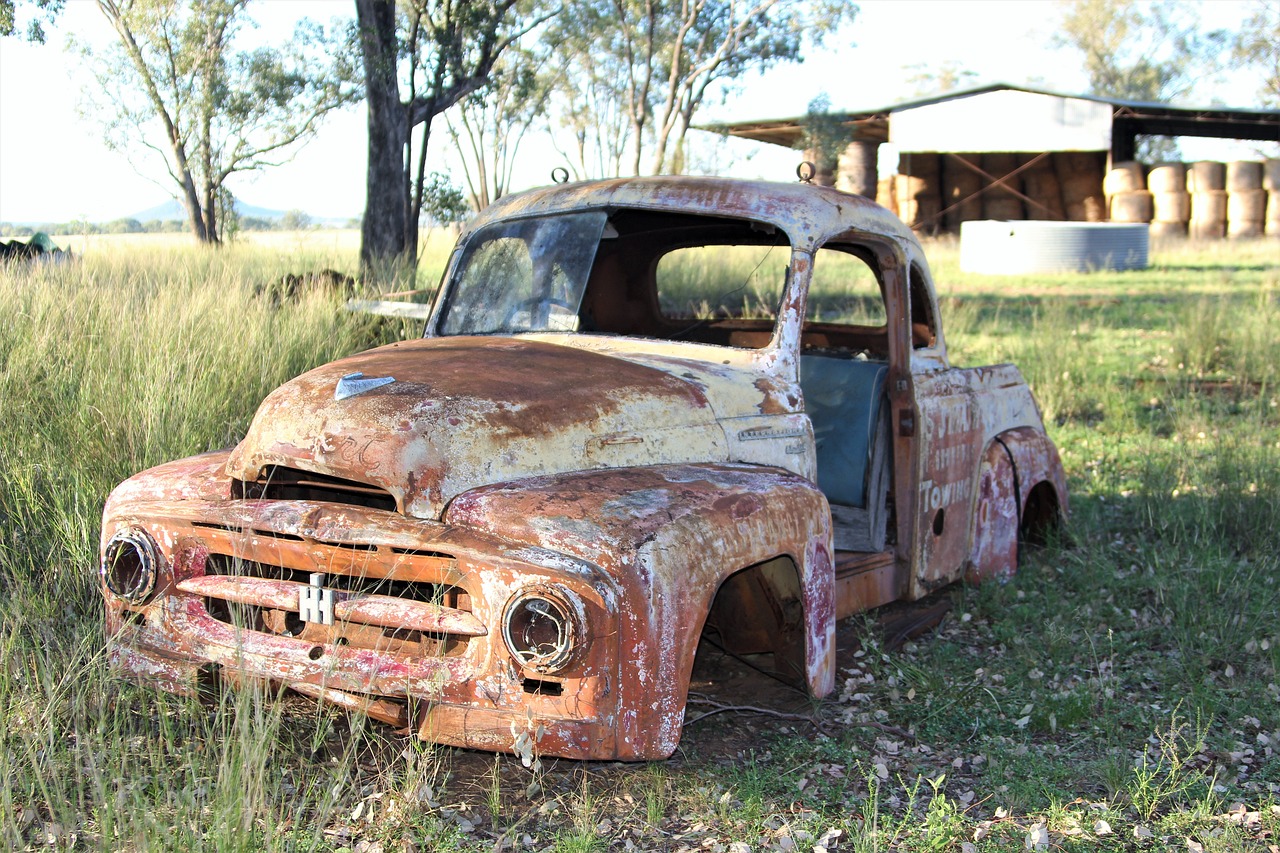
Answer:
xmin=179 ymin=552 xmax=480 ymax=658
xmin=233 ymin=466 xmax=398 ymax=513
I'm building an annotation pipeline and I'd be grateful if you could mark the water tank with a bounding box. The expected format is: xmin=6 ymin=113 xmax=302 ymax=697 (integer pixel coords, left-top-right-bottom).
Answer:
xmin=959 ymin=220 xmax=1149 ymax=274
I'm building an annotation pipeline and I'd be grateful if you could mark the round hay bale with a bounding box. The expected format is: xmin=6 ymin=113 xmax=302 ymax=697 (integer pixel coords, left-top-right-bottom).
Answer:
xmin=899 ymin=152 xmax=940 ymax=178
xmin=1024 ymin=167 xmax=1066 ymax=219
xmin=1061 ymin=173 xmax=1101 ymax=202
xmin=1226 ymin=160 xmax=1264 ymax=192
xmin=836 ymin=140 xmax=879 ymax=198
xmin=1189 ymin=219 xmax=1226 ymax=240
xmin=1104 ymin=161 xmax=1145 ymax=195
xmin=983 ymin=196 xmax=1024 ymax=220
xmin=942 ymin=163 xmax=983 ymax=229
xmin=1065 ymin=195 xmax=1107 ymax=222
xmin=1109 ymin=191 xmax=1152 ymax=223
xmin=1152 ymin=191 xmax=1191 ymax=223
xmin=1191 ymin=190 xmax=1228 ymax=224
xmin=1186 ymin=161 xmax=1226 ymax=193
xmin=1228 ymin=219 xmax=1264 ymax=239
xmin=1228 ymin=188 xmax=1267 ymax=225
xmin=1149 ymin=220 xmax=1186 ymax=239
xmin=1147 ymin=163 xmax=1186 ymax=193
xmin=1266 ymin=190 xmax=1280 ymax=235
xmin=894 ymin=173 xmax=929 ymax=202
xmin=876 ymin=177 xmax=897 ymax=215
xmin=801 ymin=149 xmax=837 ymax=186
xmin=1264 ymin=160 xmax=1280 ymax=191
xmin=898 ymin=197 xmax=942 ymax=232
xmin=982 ymin=152 xmax=1021 ymax=179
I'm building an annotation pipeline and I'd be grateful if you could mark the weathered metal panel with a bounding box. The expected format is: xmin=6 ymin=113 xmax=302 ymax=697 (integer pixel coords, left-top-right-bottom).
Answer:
xmin=445 ymin=463 xmax=833 ymax=758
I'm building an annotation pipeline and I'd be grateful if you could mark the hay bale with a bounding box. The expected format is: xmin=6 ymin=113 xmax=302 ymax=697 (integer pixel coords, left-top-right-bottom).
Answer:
xmin=1149 ymin=220 xmax=1187 ymax=239
xmin=898 ymin=152 xmax=940 ymax=178
xmin=1103 ymin=161 xmax=1145 ymax=195
xmin=942 ymin=158 xmax=983 ymax=229
xmin=876 ymin=177 xmax=898 ymax=215
xmin=836 ymin=140 xmax=879 ymax=198
xmin=1186 ymin=161 xmax=1226 ymax=192
xmin=1147 ymin=163 xmax=1186 ymax=193
xmin=1191 ymin=190 xmax=1228 ymax=225
xmin=1065 ymin=196 xmax=1106 ymax=222
xmin=1266 ymin=190 xmax=1280 ymax=236
xmin=1264 ymin=160 xmax=1280 ymax=191
xmin=1189 ymin=219 xmax=1226 ymax=240
xmin=1055 ymin=151 xmax=1106 ymax=220
xmin=1022 ymin=158 xmax=1066 ymax=219
xmin=1110 ymin=191 xmax=1152 ymax=223
xmin=1152 ymin=191 xmax=1191 ymax=224
xmin=1227 ymin=189 xmax=1267 ymax=237
xmin=983 ymin=196 xmax=1024 ymax=220
xmin=1226 ymin=161 xmax=1264 ymax=192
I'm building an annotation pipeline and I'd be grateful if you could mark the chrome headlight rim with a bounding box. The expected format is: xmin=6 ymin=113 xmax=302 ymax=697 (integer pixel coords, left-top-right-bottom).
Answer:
xmin=501 ymin=586 xmax=585 ymax=674
xmin=101 ymin=528 xmax=162 ymax=605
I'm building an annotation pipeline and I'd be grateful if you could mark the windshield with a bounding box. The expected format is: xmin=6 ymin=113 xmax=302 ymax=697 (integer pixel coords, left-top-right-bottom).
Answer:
xmin=437 ymin=211 xmax=608 ymax=336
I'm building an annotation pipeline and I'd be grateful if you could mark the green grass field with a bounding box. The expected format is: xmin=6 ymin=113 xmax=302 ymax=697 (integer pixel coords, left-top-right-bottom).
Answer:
xmin=0 ymin=232 xmax=1277 ymax=851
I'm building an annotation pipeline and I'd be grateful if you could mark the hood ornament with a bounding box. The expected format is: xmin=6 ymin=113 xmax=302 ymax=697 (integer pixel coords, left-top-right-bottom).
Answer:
xmin=335 ymin=371 xmax=396 ymax=400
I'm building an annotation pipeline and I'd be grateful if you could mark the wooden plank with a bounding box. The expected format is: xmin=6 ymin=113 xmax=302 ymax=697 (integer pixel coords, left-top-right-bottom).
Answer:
xmin=345 ymin=299 xmax=434 ymax=319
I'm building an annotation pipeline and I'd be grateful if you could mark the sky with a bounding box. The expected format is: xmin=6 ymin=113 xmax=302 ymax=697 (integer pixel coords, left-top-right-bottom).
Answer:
xmin=0 ymin=0 xmax=1267 ymax=224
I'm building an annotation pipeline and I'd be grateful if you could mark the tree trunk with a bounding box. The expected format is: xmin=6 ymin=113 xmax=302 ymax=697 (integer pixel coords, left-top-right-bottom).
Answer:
xmin=357 ymin=0 xmax=410 ymax=273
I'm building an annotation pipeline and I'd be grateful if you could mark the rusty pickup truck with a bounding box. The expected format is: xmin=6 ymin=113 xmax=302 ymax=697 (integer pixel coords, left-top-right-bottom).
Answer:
xmin=100 ymin=177 xmax=1066 ymax=760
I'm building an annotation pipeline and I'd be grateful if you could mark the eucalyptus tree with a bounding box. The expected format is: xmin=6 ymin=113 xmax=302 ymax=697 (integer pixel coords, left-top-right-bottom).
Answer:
xmin=0 ymin=0 xmax=62 ymax=42
xmin=354 ymin=0 xmax=550 ymax=274
xmin=1055 ymin=0 xmax=1221 ymax=159
xmin=83 ymin=0 xmax=358 ymax=244
xmin=1233 ymin=0 xmax=1280 ymax=108
xmin=446 ymin=46 xmax=554 ymax=211
xmin=547 ymin=0 xmax=857 ymax=178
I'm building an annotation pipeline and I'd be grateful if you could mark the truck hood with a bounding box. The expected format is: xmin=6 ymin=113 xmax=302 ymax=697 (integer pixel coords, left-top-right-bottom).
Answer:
xmin=225 ymin=336 xmax=729 ymax=519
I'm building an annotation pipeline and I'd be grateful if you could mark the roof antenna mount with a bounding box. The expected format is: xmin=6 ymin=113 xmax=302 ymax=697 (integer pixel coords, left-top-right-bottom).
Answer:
xmin=796 ymin=161 xmax=816 ymax=184
xmin=551 ymin=167 xmax=570 ymax=184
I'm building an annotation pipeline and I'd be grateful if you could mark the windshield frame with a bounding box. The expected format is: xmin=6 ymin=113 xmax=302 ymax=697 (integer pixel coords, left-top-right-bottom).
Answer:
xmin=432 ymin=210 xmax=609 ymax=338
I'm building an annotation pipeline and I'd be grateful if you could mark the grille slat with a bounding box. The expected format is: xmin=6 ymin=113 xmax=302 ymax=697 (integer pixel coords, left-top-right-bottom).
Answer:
xmin=233 ymin=466 xmax=398 ymax=513
xmin=176 ymin=575 xmax=486 ymax=636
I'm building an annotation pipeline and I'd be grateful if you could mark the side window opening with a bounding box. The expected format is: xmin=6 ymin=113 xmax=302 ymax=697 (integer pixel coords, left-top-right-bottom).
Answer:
xmin=802 ymin=244 xmax=888 ymax=358
xmin=909 ymin=262 xmax=939 ymax=349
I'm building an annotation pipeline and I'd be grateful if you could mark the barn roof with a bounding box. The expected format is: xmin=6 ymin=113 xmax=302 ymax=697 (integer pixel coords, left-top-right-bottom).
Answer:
xmin=703 ymin=83 xmax=1280 ymax=160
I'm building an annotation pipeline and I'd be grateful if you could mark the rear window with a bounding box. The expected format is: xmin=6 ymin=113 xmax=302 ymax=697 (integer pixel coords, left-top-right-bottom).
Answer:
xmin=655 ymin=242 xmax=791 ymax=321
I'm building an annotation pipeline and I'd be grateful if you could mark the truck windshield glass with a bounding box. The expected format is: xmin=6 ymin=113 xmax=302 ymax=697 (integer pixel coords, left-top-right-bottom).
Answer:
xmin=438 ymin=211 xmax=608 ymax=336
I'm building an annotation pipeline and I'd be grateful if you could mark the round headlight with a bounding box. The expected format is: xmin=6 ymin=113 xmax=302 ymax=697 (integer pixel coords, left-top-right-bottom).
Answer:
xmin=502 ymin=589 xmax=582 ymax=673
xmin=101 ymin=529 xmax=162 ymax=604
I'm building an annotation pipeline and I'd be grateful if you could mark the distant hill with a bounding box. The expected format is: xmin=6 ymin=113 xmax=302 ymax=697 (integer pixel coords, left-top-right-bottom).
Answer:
xmin=130 ymin=199 xmax=291 ymax=221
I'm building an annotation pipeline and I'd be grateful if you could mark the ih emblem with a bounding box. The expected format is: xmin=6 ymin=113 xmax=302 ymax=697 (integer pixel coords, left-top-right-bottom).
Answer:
xmin=299 ymin=573 xmax=335 ymax=625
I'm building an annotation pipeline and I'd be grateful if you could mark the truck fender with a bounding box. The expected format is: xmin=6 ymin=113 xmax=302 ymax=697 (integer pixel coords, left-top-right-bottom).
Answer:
xmin=445 ymin=463 xmax=835 ymax=757
xmin=967 ymin=427 xmax=1068 ymax=583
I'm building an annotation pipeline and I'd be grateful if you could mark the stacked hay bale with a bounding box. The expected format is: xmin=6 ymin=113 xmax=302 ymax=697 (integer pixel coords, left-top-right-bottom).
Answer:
xmin=981 ymin=153 xmax=1024 ymax=220
xmin=1054 ymin=151 xmax=1107 ymax=222
xmin=941 ymin=157 xmax=983 ymax=230
xmin=1145 ymin=162 xmax=1190 ymax=237
xmin=1187 ymin=161 xmax=1227 ymax=239
xmin=1227 ymin=160 xmax=1266 ymax=238
xmin=876 ymin=177 xmax=898 ymax=217
xmin=1267 ymin=160 xmax=1280 ymax=237
xmin=1105 ymin=161 xmax=1152 ymax=224
xmin=895 ymin=153 xmax=942 ymax=233
xmin=801 ymin=148 xmax=837 ymax=187
xmin=835 ymin=140 xmax=879 ymax=199
xmin=1021 ymin=155 xmax=1066 ymax=220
